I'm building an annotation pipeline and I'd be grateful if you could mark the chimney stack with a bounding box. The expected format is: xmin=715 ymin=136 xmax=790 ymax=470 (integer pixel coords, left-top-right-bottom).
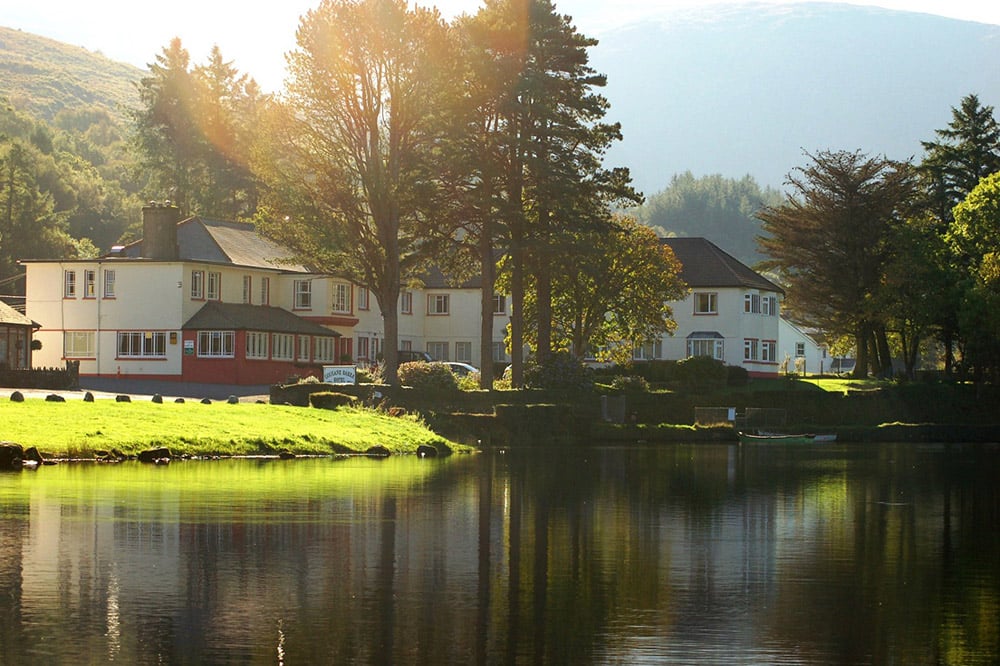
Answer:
xmin=141 ymin=202 xmax=181 ymax=260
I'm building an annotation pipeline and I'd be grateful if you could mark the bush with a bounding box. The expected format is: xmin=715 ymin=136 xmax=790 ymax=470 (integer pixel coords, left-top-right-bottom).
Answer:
xmin=398 ymin=361 xmax=458 ymax=391
xmin=456 ymin=372 xmax=482 ymax=391
xmin=674 ymin=355 xmax=727 ymax=391
xmin=309 ymin=391 xmax=356 ymax=409
xmin=609 ymin=374 xmax=649 ymax=393
xmin=727 ymin=365 xmax=749 ymax=387
xmin=524 ymin=352 xmax=593 ymax=390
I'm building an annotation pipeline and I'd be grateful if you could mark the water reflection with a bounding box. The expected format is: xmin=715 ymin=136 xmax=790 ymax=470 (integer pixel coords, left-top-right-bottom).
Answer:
xmin=0 ymin=444 xmax=997 ymax=664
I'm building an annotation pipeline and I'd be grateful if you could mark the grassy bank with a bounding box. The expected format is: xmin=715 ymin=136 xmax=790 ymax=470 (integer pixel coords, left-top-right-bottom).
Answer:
xmin=1 ymin=399 xmax=466 ymax=459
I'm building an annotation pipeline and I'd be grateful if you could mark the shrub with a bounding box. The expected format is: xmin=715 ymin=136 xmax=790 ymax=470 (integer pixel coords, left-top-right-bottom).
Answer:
xmin=674 ymin=355 xmax=727 ymax=391
xmin=727 ymin=365 xmax=749 ymax=387
xmin=310 ymin=391 xmax=357 ymax=410
xmin=398 ymin=361 xmax=458 ymax=391
xmin=524 ymin=352 xmax=593 ymax=390
xmin=609 ymin=374 xmax=649 ymax=393
xmin=456 ymin=372 xmax=481 ymax=391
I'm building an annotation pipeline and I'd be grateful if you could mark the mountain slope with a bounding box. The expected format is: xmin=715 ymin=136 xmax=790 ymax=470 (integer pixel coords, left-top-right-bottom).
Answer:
xmin=590 ymin=3 xmax=1000 ymax=194
xmin=0 ymin=25 xmax=143 ymax=122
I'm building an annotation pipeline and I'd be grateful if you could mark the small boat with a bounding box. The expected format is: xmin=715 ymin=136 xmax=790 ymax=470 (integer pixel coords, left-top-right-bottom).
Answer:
xmin=738 ymin=431 xmax=836 ymax=445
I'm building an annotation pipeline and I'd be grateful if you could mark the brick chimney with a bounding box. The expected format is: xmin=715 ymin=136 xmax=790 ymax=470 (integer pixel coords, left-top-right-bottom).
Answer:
xmin=141 ymin=202 xmax=181 ymax=260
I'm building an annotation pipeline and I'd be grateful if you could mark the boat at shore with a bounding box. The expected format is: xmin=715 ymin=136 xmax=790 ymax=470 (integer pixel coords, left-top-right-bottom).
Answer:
xmin=738 ymin=431 xmax=837 ymax=445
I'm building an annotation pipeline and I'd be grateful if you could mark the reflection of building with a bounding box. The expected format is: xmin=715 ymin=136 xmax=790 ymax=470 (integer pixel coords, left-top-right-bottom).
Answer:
xmin=23 ymin=207 xmax=790 ymax=385
xmin=0 ymin=300 xmax=35 ymax=370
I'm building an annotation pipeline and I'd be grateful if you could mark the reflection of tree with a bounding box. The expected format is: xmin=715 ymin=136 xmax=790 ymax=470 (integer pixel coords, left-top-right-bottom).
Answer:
xmin=0 ymin=505 xmax=27 ymax=655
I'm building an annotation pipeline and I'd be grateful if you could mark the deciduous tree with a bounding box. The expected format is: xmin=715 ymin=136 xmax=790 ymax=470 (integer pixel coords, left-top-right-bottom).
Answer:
xmin=255 ymin=0 xmax=457 ymax=385
xmin=757 ymin=150 xmax=918 ymax=378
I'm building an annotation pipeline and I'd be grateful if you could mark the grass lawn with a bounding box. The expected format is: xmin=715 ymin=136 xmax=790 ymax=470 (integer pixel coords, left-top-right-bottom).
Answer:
xmin=1 ymin=399 xmax=466 ymax=459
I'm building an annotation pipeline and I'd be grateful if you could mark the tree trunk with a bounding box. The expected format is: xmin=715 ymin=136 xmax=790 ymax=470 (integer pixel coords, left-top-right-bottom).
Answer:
xmin=479 ymin=221 xmax=496 ymax=389
xmin=535 ymin=251 xmax=552 ymax=363
xmin=510 ymin=233 xmax=525 ymax=387
xmin=875 ymin=324 xmax=893 ymax=378
xmin=853 ymin=323 xmax=870 ymax=379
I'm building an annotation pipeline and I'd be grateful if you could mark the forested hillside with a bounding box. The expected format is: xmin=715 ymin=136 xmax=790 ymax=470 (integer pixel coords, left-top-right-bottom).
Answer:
xmin=0 ymin=26 xmax=142 ymax=122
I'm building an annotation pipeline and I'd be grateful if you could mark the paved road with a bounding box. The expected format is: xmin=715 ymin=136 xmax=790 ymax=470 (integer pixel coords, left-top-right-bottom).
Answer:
xmin=1 ymin=378 xmax=273 ymax=402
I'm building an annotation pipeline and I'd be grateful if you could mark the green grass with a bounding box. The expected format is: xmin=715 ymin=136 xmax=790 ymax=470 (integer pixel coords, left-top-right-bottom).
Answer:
xmin=1 ymin=400 xmax=466 ymax=459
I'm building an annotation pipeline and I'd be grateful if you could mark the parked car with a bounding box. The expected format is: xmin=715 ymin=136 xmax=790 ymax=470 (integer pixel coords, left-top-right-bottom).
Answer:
xmin=441 ymin=362 xmax=479 ymax=377
xmin=398 ymin=350 xmax=433 ymax=363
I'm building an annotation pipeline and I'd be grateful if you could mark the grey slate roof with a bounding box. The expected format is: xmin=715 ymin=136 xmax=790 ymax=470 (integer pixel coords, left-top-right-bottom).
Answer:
xmin=0 ymin=300 xmax=34 ymax=327
xmin=124 ymin=217 xmax=311 ymax=273
xmin=183 ymin=302 xmax=341 ymax=337
xmin=662 ymin=237 xmax=783 ymax=293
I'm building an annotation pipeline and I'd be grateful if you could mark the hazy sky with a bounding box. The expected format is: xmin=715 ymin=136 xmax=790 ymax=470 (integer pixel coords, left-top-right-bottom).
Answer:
xmin=4 ymin=0 xmax=1000 ymax=91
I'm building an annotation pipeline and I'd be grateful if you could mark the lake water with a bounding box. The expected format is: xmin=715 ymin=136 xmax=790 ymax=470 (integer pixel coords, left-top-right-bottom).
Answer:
xmin=1 ymin=442 xmax=997 ymax=665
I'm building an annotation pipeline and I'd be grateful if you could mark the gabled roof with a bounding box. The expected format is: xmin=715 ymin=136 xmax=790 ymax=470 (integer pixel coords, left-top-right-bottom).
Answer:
xmin=662 ymin=237 xmax=783 ymax=294
xmin=0 ymin=300 xmax=34 ymax=327
xmin=123 ymin=217 xmax=311 ymax=273
xmin=182 ymin=302 xmax=341 ymax=337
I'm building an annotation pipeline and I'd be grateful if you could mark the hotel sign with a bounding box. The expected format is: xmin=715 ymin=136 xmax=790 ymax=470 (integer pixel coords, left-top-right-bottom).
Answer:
xmin=323 ymin=365 xmax=357 ymax=385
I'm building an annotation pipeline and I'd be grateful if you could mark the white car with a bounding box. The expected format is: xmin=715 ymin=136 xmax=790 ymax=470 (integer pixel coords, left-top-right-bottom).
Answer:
xmin=441 ymin=362 xmax=479 ymax=377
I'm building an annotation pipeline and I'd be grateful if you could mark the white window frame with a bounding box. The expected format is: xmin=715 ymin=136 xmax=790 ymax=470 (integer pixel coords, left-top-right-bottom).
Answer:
xmin=314 ymin=337 xmax=337 ymax=363
xmin=103 ymin=269 xmax=116 ymax=298
xmin=687 ymin=338 xmax=724 ymax=360
xmin=358 ymin=287 xmax=370 ymax=311
xmin=744 ymin=292 xmax=761 ymax=314
xmin=744 ymin=338 xmax=759 ymax=361
xmin=428 ymin=294 xmax=450 ymax=315
xmin=246 ymin=331 xmax=269 ymax=360
xmin=795 ymin=342 xmax=806 ymax=358
xmin=694 ymin=292 xmax=718 ymax=315
xmin=197 ymin=330 xmax=235 ymax=358
xmin=118 ymin=331 xmax=167 ymax=358
xmin=356 ymin=336 xmax=370 ymax=362
xmin=426 ymin=341 xmax=449 ymax=361
xmin=762 ymin=295 xmax=778 ymax=316
xmin=272 ymin=333 xmax=294 ymax=360
xmin=633 ymin=340 xmax=663 ymax=361
xmin=400 ymin=291 xmax=413 ymax=315
xmin=297 ymin=335 xmax=311 ymax=362
xmin=260 ymin=277 xmax=270 ymax=306
xmin=492 ymin=294 xmax=506 ymax=315
xmin=294 ymin=280 xmax=312 ymax=310
xmin=455 ymin=341 xmax=472 ymax=363
xmin=83 ymin=269 xmax=96 ymax=298
xmin=492 ymin=341 xmax=507 ymax=362
xmin=243 ymin=275 xmax=252 ymax=304
xmin=64 ymin=331 xmax=95 ymax=358
xmin=191 ymin=270 xmax=205 ymax=299
xmin=332 ymin=283 xmax=351 ymax=314
xmin=207 ymin=271 xmax=221 ymax=301
xmin=761 ymin=340 xmax=777 ymax=362
xmin=64 ymin=270 xmax=76 ymax=298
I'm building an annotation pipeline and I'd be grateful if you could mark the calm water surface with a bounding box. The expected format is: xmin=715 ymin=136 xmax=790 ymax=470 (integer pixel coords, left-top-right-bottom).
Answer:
xmin=1 ymin=443 xmax=997 ymax=665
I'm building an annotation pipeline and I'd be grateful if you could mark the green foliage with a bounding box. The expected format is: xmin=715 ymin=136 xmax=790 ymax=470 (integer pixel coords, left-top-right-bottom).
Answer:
xmin=309 ymin=391 xmax=357 ymax=410
xmin=635 ymin=172 xmax=783 ymax=265
xmin=609 ymin=375 xmax=649 ymax=393
xmin=757 ymin=150 xmax=919 ymax=378
xmin=130 ymin=39 xmax=261 ymax=219
xmin=674 ymin=355 xmax=728 ymax=391
xmin=397 ymin=361 xmax=459 ymax=391
xmin=523 ymin=352 xmax=594 ymax=390
xmin=0 ymin=26 xmax=142 ymax=124
xmin=727 ymin=365 xmax=750 ymax=387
